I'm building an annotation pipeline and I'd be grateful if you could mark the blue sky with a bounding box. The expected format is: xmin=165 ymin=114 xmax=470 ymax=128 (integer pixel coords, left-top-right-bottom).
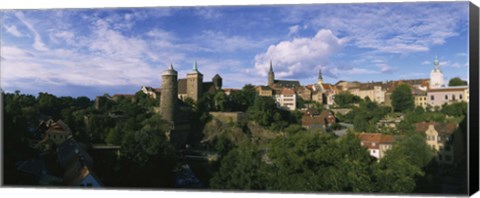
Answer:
xmin=0 ymin=2 xmax=470 ymax=98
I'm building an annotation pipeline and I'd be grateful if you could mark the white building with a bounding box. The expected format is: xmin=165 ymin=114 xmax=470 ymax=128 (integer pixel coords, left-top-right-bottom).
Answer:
xmin=274 ymin=88 xmax=296 ymax=111
xmin=430 ymin=56 xmax=445 ymax=88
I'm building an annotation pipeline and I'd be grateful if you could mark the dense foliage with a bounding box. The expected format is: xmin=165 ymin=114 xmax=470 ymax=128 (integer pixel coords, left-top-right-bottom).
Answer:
xmin=448 ymin=77 xmax=468 ymax=86
xmin=334 ymin=92 xmax=361 ymax=108
xmin=391 ymin=84 xmax=414 ymax=112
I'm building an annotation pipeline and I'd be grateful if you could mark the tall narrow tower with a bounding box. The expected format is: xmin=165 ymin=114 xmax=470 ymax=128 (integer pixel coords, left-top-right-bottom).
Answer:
xmin=268 ymin=60 xmax=275 ymax=86
xmin=317 ymin=68 xmax=324 ymax=85
xmin=160 ymin=64 xmax=178 ymax=123
xmin=187 ymin=60 xmax=203 ymax=102
xmin=430 ymin=56 xmax=444 ymax=88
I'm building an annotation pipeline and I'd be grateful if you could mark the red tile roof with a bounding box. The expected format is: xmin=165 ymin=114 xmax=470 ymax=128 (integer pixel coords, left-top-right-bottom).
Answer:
xmin=281 ymin=88 xmax=295 ymax=95
xmin=357 ymin=133 xmax=395 ymax=150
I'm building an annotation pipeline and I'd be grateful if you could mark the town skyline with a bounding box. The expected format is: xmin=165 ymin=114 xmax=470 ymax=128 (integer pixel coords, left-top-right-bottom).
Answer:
xmin=1 ymin=2 xmax=470 ymax=98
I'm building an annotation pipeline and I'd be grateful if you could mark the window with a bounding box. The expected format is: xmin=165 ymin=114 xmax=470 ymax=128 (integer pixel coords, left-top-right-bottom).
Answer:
xmin=437 ymin=136 xmax=441 ymax=141
xmin=460 ymin=94 xmax=463 ymax=100
xmin=438 ymin=154 xmax=443 ymax=161
xmin=86 ymin=183 xmax=93 ymax=187
xmin=445 ymin=94 xmax=448 ymax=100
xmin=452 ymin=94 xmax=456 ymax=100
xmin=431 ymin=95 xmax=435 ymax=100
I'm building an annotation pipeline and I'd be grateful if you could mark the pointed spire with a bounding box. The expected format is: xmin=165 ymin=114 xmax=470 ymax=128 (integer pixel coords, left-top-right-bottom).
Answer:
xmin=269 ymin=60 xmax=273 ymax=72
xmin=193 ymin=60 xmax=198 ymax=71
xmin=318 ymin=68 xmax=323 ymax=81
xmin=169 ymin=63 xmax=174 ymax=70
xmin=434 ymin=56 xmax=439 ymax=69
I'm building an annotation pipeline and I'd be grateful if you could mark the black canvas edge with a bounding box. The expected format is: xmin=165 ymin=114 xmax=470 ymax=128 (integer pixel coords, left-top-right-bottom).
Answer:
xmin=469 ymin=1 xmax=480 ymax=196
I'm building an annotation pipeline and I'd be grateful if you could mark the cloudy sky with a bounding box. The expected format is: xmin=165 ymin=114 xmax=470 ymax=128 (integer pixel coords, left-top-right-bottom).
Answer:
xmin=1 ymin=2 xmax=470 ymax=98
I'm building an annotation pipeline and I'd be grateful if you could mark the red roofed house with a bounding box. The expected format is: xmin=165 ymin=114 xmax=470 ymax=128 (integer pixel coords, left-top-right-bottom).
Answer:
xmin=301 ymin=109 xmax=336 ymax=130
xmin=357 ymin=133 xmax=395 ymax=159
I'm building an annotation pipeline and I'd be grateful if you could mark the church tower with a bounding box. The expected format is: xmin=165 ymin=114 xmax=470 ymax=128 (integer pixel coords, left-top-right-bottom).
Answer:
xmin=160 ymin=64 xmax=178 ymax=123
xmin=430 ymin=56 xmax=444 ymax=88
xmin=317 ymin=68 xmax=324 ymax=85
xmin=187 ymin=60 xmax=203 ymax=102
xmin=268 ymin=60 xmax=275 ymax=86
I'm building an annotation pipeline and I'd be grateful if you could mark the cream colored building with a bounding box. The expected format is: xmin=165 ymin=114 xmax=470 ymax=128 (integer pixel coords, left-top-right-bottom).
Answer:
xmin=274 ymin=88 xmax=296 ymax=111
xmin=415 ymin=122 xmax=462 ymax=164
xmin=426 ymin=86 xmax=468 ymax=107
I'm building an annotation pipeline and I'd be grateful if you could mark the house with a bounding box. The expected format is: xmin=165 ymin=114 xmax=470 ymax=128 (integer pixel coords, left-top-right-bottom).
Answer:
xmin=255 ymin=86 xmax=273 ymax=97
xmin=415 ymin=122 xmax=464 ymax=164
xmin=295 ymin=86 xmax=312 ymax=101
xmin=35 ymin=120 xmax=73 ymax=150
xmin=57 ymin=139 xmax=102 ymax=187
xmin=141 ymin=86 xmax=161 ymax=99
xmin=412 ymin=87 xmax=428 ymax=108
xmin=301 ymin=109 xmax=336 ymax=130
xmin=274 ymin=88 xmax=296 ymax=111
xmin=357 ymin=133 xmax=395 ymax=159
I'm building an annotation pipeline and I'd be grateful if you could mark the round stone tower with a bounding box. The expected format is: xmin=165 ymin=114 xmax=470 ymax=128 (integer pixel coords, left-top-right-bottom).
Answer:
xmin=160 ymin=64 xmax=178 ymax=123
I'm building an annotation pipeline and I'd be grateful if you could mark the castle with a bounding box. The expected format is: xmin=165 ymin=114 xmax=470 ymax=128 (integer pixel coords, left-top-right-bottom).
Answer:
xmin=159 ymin=62 xmax=223 ymax=148
xmin=177 ymin=61 xmax=222 ymax=102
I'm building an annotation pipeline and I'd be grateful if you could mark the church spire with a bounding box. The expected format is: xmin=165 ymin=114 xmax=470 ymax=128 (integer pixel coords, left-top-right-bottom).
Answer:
xmin=269 ymin=60 xmax=273 ymax=72
xmin=193 ymin=60 xmax=198 ymax=71
xmin=268 ymin=60 xmax=275 ymax=85
xmin=318 ymin=68 xmax=323 ymax=81
xmin=433 ymin=56 xmax=440 ymax=70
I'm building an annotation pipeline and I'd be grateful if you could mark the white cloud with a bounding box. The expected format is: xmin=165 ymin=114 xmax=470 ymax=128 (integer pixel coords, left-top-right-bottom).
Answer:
xmin=307 ymin=3 xmax=467 ymax=54
xmin=198 ymin=31 xmax=265 ymax=52
xmin=288 ymin=25 xmax=300 ymax=36
xmin=422 ymin=60 xmax=431 ymax=65
xmin=194 ymin=8 xmax=222 ymax=19
xmin=4 ymin=25 xmax=23 ymax=37
xmin=254 ymin=29 xmax=348 ymax=79
xmin=14 ymin=12 xmax=49 ymax=51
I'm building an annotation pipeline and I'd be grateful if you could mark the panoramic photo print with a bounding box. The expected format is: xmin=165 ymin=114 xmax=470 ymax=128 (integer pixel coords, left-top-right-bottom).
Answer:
xmin=1 ymin=1 xmax=474 ymax=195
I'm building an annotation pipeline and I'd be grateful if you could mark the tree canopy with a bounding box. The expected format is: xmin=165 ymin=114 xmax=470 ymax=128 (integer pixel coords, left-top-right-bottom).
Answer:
xmin=391 ymin=84 xmax=414 ymax=112
xmin=448 ymin=77 xmax=468 ymax=86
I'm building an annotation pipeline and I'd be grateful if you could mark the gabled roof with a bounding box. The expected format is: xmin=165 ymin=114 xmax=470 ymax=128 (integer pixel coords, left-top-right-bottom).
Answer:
xmin=357 ymin=133 xmax=395 ymax=150
xmin=274 ymin=80 xmax=300 ymax=88
xmin=203 ymin=82 xmax=217 ymax=94
xmin=280 ymin=88 xmax=295 ymax=95
xmin=415 ymin=122 xmax=457 ymax=135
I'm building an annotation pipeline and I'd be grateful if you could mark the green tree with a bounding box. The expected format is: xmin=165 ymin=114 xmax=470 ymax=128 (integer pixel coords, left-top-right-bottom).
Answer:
xmin=213 ymin=91 xmax=227 ymax=111
xmin=210 ymin=141 xmax=264 ymax=190
xmin=374 ymin=133 xmax=434 ymax=193
xmin=448 ymin=77 xmax=468 ymax=86
xmin=391 ymin=84 xmax=414 ymax=112
xmin=334 ymin=92 xmax=361 ymax=107
xmin=249 ymin=96 xmax=278 ymax=127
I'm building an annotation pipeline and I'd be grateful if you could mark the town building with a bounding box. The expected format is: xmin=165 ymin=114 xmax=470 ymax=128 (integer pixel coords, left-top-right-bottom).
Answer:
xmin=274 ymin=88 xmax=297 ymax=110
xmin=357 ymin=133 xmax=395 ymax=159
xmin=256 ymin=86 xmax=273 ymax=97
xmin=141 ymin=86 xmax=161 ymax=99
xmin=415 ymin=122 xmax=465 ymax=164
xmin=177 ymin=61 xmax=222 ymax=102
xmin=301 ymin=109 xmax=336 ymax=130
xmin=426 ymin=86 xmax=469 ymax=107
